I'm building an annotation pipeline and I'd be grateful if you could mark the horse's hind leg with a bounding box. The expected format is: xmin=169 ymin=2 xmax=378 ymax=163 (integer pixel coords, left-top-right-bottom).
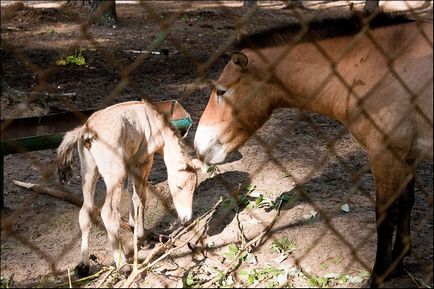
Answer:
xmin=129 ymin=154 xmax=154 ymax=244
xmin=76 ymin=144 xmax=99 ymax=277
xmin=391 ymin=174 xmax=415 ymax=277
xmin=93 ymin=146 xmax=128 ymax=268
xmin=101 ymin=174 xmax=127 ymax=268
xmin=368 ymin=149 xmax=413 ymax=288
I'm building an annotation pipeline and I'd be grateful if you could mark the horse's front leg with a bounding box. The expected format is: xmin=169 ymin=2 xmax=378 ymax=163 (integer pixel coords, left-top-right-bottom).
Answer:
xmin=129 ymin=154 xmax=154 ymax=244
xmin=368 ymin=148 xmax=414 ymax=288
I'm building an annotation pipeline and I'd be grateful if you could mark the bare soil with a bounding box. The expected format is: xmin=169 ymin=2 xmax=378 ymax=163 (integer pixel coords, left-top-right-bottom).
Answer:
xmin=1 ymin=1 xmax=432 ymax=288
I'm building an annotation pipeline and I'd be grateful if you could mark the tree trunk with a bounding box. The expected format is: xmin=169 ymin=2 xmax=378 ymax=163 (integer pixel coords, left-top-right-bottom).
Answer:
xmin=282 ymin=0 xmax=305 ymax=10
xmin=363 ymin=0 xmax=380 ymax=13
xmin=91 ymin=0 xmax=117 ymax=27
xmin=422 ymin=0 xmax=431 ymax=8
xmin=243 ymin=0 xmax=257 ymax=8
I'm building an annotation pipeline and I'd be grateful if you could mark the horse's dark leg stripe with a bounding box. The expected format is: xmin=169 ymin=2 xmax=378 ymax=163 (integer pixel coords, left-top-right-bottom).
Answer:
xmin=372 ymin=201 xmax=398 ymax=287
xmin=391 ymin=176 xmax=415 ymax=277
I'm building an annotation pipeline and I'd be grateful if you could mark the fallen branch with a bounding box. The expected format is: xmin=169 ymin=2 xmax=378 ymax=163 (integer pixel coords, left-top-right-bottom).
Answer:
xmin=13 ymin=179 xmax=82 ymax=206
xmin=123 ymin=49 xmax=169 ymax=56
xmin=95 ymin=267 xmax=116 ymax=288
xmin=404 ymin=267 xmax=431 ymax=288
xmin=122 ymin=197 xmax=223 ymax=288
xmin=12 ymin=179 xmax=131 ymax=230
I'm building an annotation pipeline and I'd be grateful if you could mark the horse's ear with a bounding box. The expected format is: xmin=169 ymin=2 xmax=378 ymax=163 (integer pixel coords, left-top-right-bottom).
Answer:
xmin=231 ymin=52 xmax=249 ymax=70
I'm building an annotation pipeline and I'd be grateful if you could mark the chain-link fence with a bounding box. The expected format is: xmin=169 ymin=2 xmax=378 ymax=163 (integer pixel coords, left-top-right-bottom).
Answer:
xmin=1 ymin=1 xmax=432 ymax=288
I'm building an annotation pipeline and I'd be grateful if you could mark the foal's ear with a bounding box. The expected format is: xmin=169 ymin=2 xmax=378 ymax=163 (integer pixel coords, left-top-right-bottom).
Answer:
xmin=231 ymin=52 xmax=249 ymax=70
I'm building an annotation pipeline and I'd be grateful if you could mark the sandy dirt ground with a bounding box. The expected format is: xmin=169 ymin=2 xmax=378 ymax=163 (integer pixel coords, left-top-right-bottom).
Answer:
xmin=1 ymin=1 xmax=432 ymax=288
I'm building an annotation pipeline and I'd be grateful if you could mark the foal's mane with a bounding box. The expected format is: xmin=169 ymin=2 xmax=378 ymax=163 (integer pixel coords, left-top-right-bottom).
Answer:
xmin=234 ymin=12 xmax=414 ymax=49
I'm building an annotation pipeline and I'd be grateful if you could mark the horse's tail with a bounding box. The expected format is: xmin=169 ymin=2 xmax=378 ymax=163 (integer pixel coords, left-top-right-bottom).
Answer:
xmin=56 ymin=126 xmax=84 ymax=184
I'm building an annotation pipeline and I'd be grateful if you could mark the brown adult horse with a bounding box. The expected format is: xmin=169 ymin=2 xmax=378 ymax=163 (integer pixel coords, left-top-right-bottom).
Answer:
xmin=194 ymin=12 xmax=432 ymax=287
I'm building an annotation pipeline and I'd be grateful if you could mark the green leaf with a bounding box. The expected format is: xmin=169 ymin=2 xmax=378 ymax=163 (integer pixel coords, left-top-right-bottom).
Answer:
xmin=247 ymin=274 xmax=256 ymax=285
xmin=238 ymin=269 xmax=249 ymax=276
xmin=307 ymin=275 xmax=329 ymax=288
xmin=246 ymin=202 xmax=255 ymax=209
xmin=56 ymin=58 xmax=67 ymax=65
xmin=338 ymin=274 xmax=349 ymax=284
xmin=320 ymin=262 xmax=329 ymax=270
xmin=271 ymin=237 xmax=296 ymax=254
xmin=184 ymin=272 xmax=197 ymax=287
xmin=246 ymin=183 xmax=257 ymax=193
xmin=225 ymin=244 xmax=239 ymax=261
xmin=56 ymin=49 xmax=86 ymax=66
xmin=332 ymin=256 xmax=343 ymax=264
xmin=359 ymin=270 xmax=370 ymax=278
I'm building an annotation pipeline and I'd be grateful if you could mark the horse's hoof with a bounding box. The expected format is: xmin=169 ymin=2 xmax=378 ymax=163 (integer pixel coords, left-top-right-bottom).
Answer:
xmin=366 ymin=276 xmax=377 ymax=288
xmin=389 ymin=263 xmax=406 ymax=279
xmin=74 ymin=262 xmax=90 ymax=277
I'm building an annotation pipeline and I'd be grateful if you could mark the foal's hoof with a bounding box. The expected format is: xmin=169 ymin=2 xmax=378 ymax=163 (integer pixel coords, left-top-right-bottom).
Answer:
xmin=74 ymin=262 xmax=90 ymax=278
xmin=111 ymin=262 xmax=132 ymax=277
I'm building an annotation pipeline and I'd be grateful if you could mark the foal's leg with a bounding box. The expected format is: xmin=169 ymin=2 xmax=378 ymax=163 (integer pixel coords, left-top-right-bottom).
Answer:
xmin=76 ymin=144 xmax=99 ymax=277
xmin=93 ymin=145 xmax=128 ymax=268
xmin=129 ymin=154 xmax=154 ymax=243
xmin=368 ymin=149 xmax=412 ymax=288
xmin=101 ymin=175 xmax=127 ymax=268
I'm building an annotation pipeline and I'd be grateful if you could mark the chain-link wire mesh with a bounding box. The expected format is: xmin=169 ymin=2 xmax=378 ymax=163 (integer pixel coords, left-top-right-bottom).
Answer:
xmin=1 ymin=1 xmax=432 ymax=288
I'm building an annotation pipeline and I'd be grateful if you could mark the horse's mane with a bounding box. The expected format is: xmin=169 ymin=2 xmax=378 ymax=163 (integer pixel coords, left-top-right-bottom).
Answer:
xmin=234 ymin=12 xmax=414 ymax=49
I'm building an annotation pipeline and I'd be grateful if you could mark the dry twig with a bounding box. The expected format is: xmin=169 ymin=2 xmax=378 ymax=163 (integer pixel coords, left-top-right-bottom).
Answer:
xmin=122 ymin=197 xmax=223 ymax=287
xmin=199 ymin=198 xmax=284 ymax=288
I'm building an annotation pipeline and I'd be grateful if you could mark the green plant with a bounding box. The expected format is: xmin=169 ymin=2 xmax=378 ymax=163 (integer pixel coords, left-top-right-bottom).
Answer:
xmin=240 ymin=266 xmax=284 ymax=286
xmin=332 ymin=255 xmax=343 ymax=265
xmin=56 ymin=49 xmax=86 ymax=66
xmin=183 ymin=271 xmax=198 ymax=288
xmin=307 ymin=274 xmax=330 ymax=288
xmin=247 ymin=192 xmax=274 ymax=209
xmin=320 ymin=262 xmax=329 ymax=270
xmin=225 ymin=244 xmax=246 ymax=261
xmin=246 ymin=183 xmax=256 ymax=193
xmin=46 ymin=27 xmax=56 ymax=34
xmin=181 ymin=14 xmax=190 ymax=23
xmin=271 ymin=237 xmax=296 ymax=254
xmin=0 ymin=275 xmax=14 ymax=288
xmin=216 ymin=271 xmax=234 ymax=288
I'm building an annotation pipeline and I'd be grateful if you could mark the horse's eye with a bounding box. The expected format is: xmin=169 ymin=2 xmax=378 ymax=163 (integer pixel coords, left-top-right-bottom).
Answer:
xmin=216 ymin=89 xmax=226 ymax=97
xmin=216 ymin=89 xmax=226 ymax=103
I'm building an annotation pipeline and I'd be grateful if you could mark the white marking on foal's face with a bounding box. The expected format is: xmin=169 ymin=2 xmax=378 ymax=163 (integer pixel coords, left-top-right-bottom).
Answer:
xmin=175 ymin=204 xmax=193 ymax=225
xmin=194 ymin=125 xmax=228 ymax=164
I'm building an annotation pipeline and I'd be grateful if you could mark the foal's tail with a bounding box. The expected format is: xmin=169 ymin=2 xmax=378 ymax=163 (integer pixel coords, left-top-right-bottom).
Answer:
xmin=56 ymin=126 xmax=84 ymax=184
